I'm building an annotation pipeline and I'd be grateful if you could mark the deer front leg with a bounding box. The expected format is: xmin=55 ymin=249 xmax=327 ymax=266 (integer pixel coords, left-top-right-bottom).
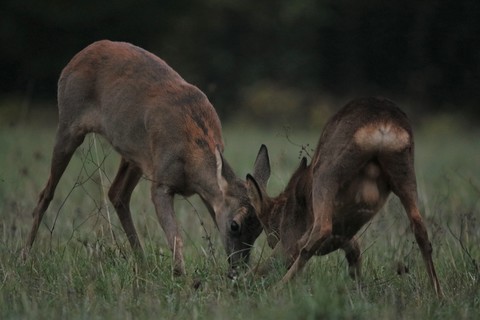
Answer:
xmin=342 ymin=237 xmax=361 ymax=280
xmin=249 ymin=242 xmax=288 ymax=277
xmin=151 ymin=185 xmax=185 ymax=276
xmin=281 ymin=226 xmax=332 ymax=284
xmin=280 ymin=182 xmax=336 ymax=284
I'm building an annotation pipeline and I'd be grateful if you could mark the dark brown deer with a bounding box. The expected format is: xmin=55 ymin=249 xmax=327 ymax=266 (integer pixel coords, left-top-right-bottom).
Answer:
xmin=247 ymin=97 xmax=443 ymax=296
xmin=23 ymin=40 xmax=270 ymax=276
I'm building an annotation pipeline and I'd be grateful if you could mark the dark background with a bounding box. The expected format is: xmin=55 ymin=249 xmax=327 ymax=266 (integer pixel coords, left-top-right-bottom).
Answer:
xmin=1 ymin=0 xmax=479 ymax=122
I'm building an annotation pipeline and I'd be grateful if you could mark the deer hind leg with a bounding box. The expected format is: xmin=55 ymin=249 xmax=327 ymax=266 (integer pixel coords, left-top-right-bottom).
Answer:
xmin=23 ymin=125 xmax=86 ymax=256
xmin=379 ymin=151 xmax=443 ymax=297
xmin=151 ymin=185 xmax=185 ymax=276
xmin=108 ymin=158 xmax=143 ymax=254
xmin=248 ymin=242 xmax=286 ymax=278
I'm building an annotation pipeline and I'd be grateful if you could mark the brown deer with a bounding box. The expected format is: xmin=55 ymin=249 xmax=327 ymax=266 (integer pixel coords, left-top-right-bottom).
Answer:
xmin=23 ymin=40 xmax=271 ymax=277
xmin=246 ymin=97 xmax=443 ymax=296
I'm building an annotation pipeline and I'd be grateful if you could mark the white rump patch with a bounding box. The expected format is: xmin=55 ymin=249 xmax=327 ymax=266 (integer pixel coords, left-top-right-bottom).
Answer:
xmin=354 ymin=123 xmax=410 ymax=151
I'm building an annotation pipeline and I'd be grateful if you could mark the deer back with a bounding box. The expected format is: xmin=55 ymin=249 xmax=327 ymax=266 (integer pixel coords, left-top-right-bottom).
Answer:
xmin=311 ymin=97 xmax=413 ymax=171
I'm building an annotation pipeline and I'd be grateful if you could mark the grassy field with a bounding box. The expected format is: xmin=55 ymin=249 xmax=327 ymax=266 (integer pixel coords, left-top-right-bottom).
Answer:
xmin=0 ymin=109 xmax=479 ymax=319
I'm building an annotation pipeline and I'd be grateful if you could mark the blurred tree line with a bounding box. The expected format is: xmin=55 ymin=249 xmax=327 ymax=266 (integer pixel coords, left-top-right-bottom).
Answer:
xmin=1 ymin=0 xmax=479 ymax=122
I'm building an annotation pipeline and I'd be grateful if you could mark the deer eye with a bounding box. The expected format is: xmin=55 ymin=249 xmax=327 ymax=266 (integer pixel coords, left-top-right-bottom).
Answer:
xmin=230 ymin=221 xmax=240 ymax=234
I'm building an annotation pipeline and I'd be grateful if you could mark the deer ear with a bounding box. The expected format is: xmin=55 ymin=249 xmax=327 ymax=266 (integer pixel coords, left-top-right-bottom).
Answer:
xmin=252 ymin=144 xmax=271 ymax=189
xmin=246 ymin=174 xmax=264 ymax=216
xmin=215 ymin=147 xmax=228 ymax=194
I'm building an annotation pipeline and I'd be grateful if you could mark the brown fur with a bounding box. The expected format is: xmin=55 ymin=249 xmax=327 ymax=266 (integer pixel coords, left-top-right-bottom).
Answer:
xmin=247 ymin=97 xmax=443 ymax=296
xmin=23 ymin=40 xmax=270 ymax=276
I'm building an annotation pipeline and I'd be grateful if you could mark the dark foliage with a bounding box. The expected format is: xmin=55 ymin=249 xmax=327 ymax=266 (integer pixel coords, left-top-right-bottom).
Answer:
xmin=1 ymin=0 xmax=479 ymax=118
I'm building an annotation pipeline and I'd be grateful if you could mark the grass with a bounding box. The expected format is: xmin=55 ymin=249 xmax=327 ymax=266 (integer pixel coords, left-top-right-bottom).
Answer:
xmin=1 ymin=109 xmax=479 ymax=319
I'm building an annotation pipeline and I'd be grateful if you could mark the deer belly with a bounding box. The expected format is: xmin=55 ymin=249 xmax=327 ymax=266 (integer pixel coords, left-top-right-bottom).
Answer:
xmin=334 ymin=162 xmax=391 ymax=237
xmin=334 ymin=204 xmax=378 ymax=239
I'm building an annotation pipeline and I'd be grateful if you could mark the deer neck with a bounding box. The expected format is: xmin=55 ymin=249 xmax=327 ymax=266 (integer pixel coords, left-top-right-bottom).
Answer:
xmin=277 ymin=167 xmax=313 ymax=225
xmin=197 ymin=184 xmax=225 ymax=219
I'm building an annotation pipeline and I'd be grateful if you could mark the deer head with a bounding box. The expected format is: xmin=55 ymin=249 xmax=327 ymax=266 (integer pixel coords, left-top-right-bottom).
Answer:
xmin=214 ymin=145 xmax=271 ymax=275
